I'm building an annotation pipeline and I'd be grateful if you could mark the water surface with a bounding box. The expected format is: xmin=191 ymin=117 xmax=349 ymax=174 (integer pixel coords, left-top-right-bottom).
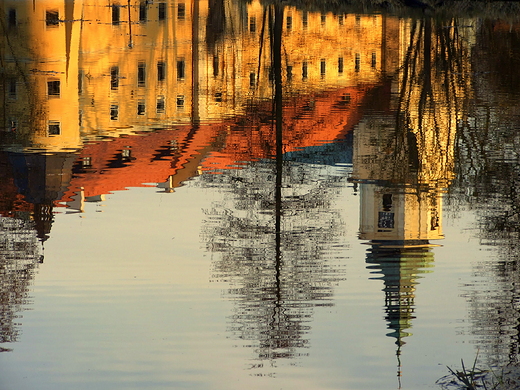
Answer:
xmin=1 ymin=1 xmax=520 ymax=389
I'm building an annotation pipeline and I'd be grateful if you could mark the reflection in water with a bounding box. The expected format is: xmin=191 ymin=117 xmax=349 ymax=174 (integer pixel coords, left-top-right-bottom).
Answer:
xmin=0 ymin=217 xmax=42 ymax=352
xmin=2 ymin=0 xmax=520 ymax=387
xmin=350 ymin=17 xmax=472 ymax=384
xmin=201 ymin=159 xmax=348 ymax=363
xmin=451 ymin=21 xmax=520 ymax=369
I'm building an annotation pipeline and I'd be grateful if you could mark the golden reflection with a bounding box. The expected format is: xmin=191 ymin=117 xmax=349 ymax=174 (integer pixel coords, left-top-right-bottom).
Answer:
xmin=350 ymin=17 xmax=473 ymax=386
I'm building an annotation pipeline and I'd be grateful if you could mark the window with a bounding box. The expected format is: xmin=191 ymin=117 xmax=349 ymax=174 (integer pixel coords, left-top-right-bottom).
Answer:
xmin=158 ymin=2 xmax=166 ymax=20
xmin=286 ymin=16 xmax=292 ymax=30
xmin=302 ymin=62 xmax=308 ymax=81
xmin=371 ymin=52 xmax=377 ymax=68
xmin=8 ymin=79 xmax=16 ymax=98
xmin=355 ymin=53 xmax=360 ymax=72
xmin=302 ymin=12 xmax=308 ymax=29
xmin=215 ymin=92 xmax=222 ymax=103
xmin=112 ymin=4 xmax=120 ymax=25
xmin=321 ymin=13 xmax=326 ymax=26
xmin=110 ymin=104 xmax=119 ymax=120
xmin=177 ymin=59 xmax=185 ymax=80
xmin=78 ymin=70 xmax=84 ymax=95
xmin=320 ymin=60 xmax=326 ymax=78
xmin=156 ymin=96 xmax=165 ymax=113
xmin=8 ymin=9 xmax=16 ymax=27
xmin=338 ymin=14 xmax=344 ymax=26
xmin=213 ymin=55 xmax=219 ymax=77
xmin=48 ymin=121 xmax=61 ymax=135
xmin=139 ymin=1 xmax=148 ymax=22
xmin=249 ymin=16 xmax=256 ymax=33
xmin=249 ymin=72 xmax=256 ymax=88
xmin=338 ymin=57 xmax=344 ymax=74
xmin=157 ymin=61 xmax=166 ymax=82
xmin=110 ymin=66 xmax=119 ymax=90
xmin=177 ymin=3 xmax=185 ymax=20
xmin=137 ymin=101 xmax=145 ymax=115
xmin=138 ymin=62 xmax=146 ymax=87
xmin=47 ymin=80 xmax=60 ymax=97
xmin=378 ymin=212 xmax=394 ymax=229
xmin=82 ymin=157 xmax=92 ymax=168
xmin=46 ymin=10 xmax=59 ymax=27
xmin=176 ymin=95 xmax=185 ymax=109
xmin=286 ymin=65 xmax=292 ymax=81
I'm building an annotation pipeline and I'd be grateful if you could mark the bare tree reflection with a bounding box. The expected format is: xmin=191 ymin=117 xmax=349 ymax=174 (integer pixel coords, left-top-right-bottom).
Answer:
xmin=0 ymin=217 xmax=42 ymax=351
xmin=450 ymin=21 xmax=520 ymax=369
xmin=201 ymin=159 xmax=347 ymax=362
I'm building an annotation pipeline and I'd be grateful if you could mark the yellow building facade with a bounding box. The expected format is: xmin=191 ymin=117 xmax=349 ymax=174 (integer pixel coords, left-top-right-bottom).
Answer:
xmin=1 ymin=0 xmax=402 ymax=151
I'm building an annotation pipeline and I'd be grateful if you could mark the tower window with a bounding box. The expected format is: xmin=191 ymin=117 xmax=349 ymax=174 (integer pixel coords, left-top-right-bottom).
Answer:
xmin=47 ymin=80 xmax=60 ymax=96
xmin=48 ymin=121 xmax=61 ymax=135
xmin=46 ymin=10 xmax=59 ymax=26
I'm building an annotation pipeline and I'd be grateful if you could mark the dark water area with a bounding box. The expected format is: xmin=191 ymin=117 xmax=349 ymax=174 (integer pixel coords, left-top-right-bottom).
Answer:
xmin=2 ymin=1 xmax=520 ymax=389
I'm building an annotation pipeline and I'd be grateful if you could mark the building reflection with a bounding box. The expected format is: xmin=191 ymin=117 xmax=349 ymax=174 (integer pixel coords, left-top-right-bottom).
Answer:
xmin=351 ymin=17 xmax=471 ymax=384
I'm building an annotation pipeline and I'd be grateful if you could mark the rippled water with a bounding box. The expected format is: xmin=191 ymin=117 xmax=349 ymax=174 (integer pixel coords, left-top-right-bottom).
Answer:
xmin=2 ymin=1 xmax=520 ymax=389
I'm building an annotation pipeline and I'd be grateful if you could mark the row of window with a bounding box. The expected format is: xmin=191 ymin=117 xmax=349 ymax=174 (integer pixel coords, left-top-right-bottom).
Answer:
xmin=5 ymin=3 xmax=187 ymax=29
xmin=248 ymin=55 xmax=377 ymax=87
xmin=112 ymin=2 xmax=187 ymax=24
xmin=8 ymin=53 xmax=375 ymax=101
xmin=109 ymin=95 xmax=183 ymax=120
xmin=109 ymin=60 xmax=185 ymax=90
xmin=248 ymin=13 xmax=376 ymax=32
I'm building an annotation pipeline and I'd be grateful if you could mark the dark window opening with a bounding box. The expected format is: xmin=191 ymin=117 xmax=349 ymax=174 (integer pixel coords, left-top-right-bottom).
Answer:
xmin=159 ymin=2 xmax=166 ymax=20
xmin=110 ymin=104 xmax=119 ymax=120
xmin=249 ymin=72 xmax=256 ymax=88
xmin=139 ymin=1 xmax=148 ymax=22
xmin=8 ymin=79 xmax=16 ymax=98
xmin=338 ymin=14 xmax=344 ymax=26
xmin=302 ymin=62 xmax=308 ymax=81
xmin=320 ymin=60 xmax=326 ymax=78
xmin=286 ymin=16 xmax=292 ymax=30
xmin=213 ymin=55 xmax=219 ymax=77
xmin=138 ymin=63 xmax=146 ymax=86
xmin=8 ymin=9 xmax=17 ymax=27
xmin=371 ymin=52 xmax=377 ymax=68
xmin=249 ymin=16 xmax=256 ymax=32
xmin=177 ymin=59 xmax=185 ymax=80
xmin=215 ymin=92 xmax=222 ymax=102
xmin=48 ymin=121 xmax=61 ymax=135
xmin=176 ymin=95 xmax=184 ymax=109
xmin=137 ymin=101 xmax=145 ymax=115
xmin=382 ymin=194 xmax=393 ymax=211
xmin=355 ymin=53 xmax=360 ymax=72
xmin=157 ymin=96 xmax=165 ymax=113
xmin=177 ymin=3 xmax=185 ymax=20
xmin=111 ymin=66 xmax=119 ymax=90
xmin=286 ymin=65 xmax=292 ymax=81
xmin=157 ymin=61 xmax=166 ymax=81
xmin=321 ymin=13 xmax=326 ymax=26
xmin=47 ymin=80 xmax=60 ymax=96
xmin=46 ymin=10 xmax=59 ymax=26
xmin=338 ymin=57 xmax=344 ymax=73
xmin=112 ymin=5 xmax=120 ymax=25
xmin=302 ymin=12 xmax=308 ymax=29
